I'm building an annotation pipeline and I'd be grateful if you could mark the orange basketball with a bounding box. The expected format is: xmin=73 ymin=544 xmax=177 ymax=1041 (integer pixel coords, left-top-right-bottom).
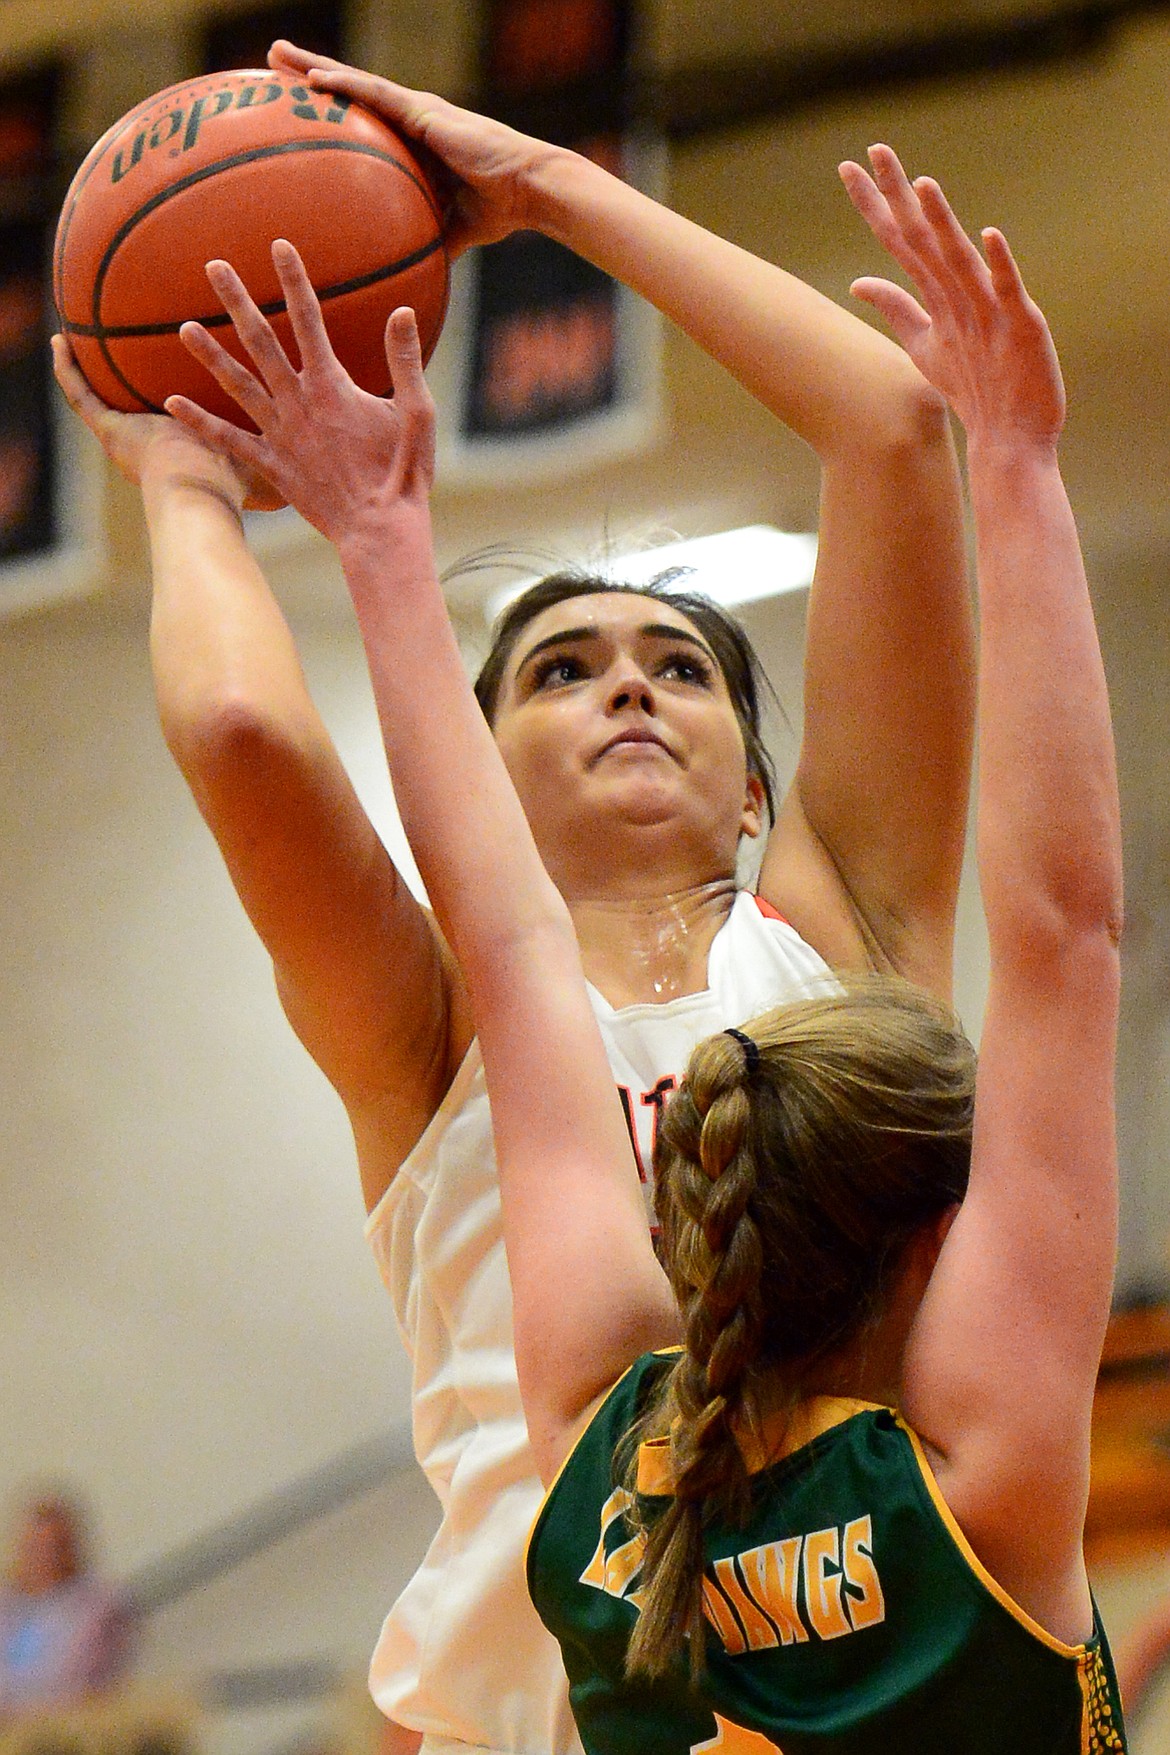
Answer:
xmin=54 ymin=69 xmax=449 ymax=421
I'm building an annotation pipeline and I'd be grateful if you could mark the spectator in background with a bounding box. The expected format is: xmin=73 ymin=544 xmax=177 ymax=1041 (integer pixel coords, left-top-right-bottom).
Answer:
xmin=0 ymin=1490 xmax=135 ymax=1719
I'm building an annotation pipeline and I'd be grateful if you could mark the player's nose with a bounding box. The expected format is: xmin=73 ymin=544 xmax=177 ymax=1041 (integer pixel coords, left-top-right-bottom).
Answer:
xmin=604 ymin=660 xmax=656 ymax=715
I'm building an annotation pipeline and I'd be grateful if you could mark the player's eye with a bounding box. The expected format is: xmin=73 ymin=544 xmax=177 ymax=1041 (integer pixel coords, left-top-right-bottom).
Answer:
xmin=659 ymin=650 xmax=713 ymax=686
xmin=530 ymin=653 xmax=588 ymax=689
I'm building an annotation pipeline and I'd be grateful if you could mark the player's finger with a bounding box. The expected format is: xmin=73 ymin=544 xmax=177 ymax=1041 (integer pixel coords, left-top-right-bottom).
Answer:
xmin=850 ymin=277 xmax=934 ymax=355
xmin=304 ymin=65 xmax=438 ymax=137
xmin=838 ymin=160 xmax=893 ymax=234
xmin=267 ymin=39 xmax=347 ymax=75
xmin=384 ymin=308 xmax=436 ymax=479
xmin=867 ymin=145 xmax=933 ymax=240
xmin=982 ymin=227 xmax=1034 ymax=312
xmin=863 ymin=160 xmax=940 ymax=268
xmin=164 ymin=393 xmax=272 ymax=476
xmin=913 ymin=178 xmax=996 ymax=315
xmin=384 ymin=308 xmax=436 ymax=424
xmin=270 ymin=240 xmax=337 ymax=376
xmin=982 ymin=228 xmax=1061 ymax=397
xmin=841 ymin=150 xmax=947 ymax=310
xmin=203 ymin=259 xmax=298 ymax=396
xmin=51 ymin=334 xmax=102 ymax=419
xmin=866 ymin=147 xmax=954 ymax=282
xmin=384 ymin=306 xmax=425 ymax=388
xmin=179 ymin=321 xmax=274 ymax=427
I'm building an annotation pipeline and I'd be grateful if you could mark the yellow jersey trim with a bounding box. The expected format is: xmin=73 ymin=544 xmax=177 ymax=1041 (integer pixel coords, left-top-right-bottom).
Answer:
xmin=898 ymin=1417 xmax=1086 ymax=1660
xmin=636 ymin=1396 xmax=885 ymax=1496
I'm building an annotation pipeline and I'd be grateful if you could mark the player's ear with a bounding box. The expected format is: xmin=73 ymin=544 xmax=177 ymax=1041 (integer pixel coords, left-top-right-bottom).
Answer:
xmin=740 ymin=772 xmax=765 ymax=841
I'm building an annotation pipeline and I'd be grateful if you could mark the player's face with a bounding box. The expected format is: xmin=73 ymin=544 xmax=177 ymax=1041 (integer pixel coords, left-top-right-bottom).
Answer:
xmin=491 ymin=594 xmax=763 ymax=886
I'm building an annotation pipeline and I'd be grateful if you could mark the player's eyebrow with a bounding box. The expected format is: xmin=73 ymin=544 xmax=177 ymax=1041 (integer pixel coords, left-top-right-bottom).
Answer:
xmin=514 ymin=621 xmax=717 ymax=685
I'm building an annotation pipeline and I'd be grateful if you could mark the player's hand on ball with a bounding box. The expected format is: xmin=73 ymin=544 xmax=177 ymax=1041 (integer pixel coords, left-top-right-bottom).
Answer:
xmin=268 ymin=39 xmax=558 ymax=257
xmin=51 ymin=334 xmax=283 ymax=511
xmin=166 ymin=239 xmax=436 ymax=549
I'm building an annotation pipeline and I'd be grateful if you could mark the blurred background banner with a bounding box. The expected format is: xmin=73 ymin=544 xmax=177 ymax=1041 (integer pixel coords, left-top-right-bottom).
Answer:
xmin=200 ymin=1 xmax=343 ymax=73
xmin=0 ymin=66 xmax=59 ymax=567
xmin=435 ymin=0 xmax=665 ymax=478
xmin=462 ymin=0 xmax=635 ymax=441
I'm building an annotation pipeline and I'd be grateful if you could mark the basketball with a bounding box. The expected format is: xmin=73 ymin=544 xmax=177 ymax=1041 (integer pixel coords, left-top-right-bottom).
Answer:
xmin=53 ymin=69 xmax=449 ymax=422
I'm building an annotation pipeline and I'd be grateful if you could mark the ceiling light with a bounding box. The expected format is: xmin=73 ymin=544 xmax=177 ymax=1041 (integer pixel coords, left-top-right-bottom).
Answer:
xmin=482 ymin=524 xmax=817 ymax=626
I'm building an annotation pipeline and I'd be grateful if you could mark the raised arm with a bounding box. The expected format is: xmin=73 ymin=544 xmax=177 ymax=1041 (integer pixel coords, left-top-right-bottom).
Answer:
xmin=163 ymin=250 xmax=678 ymax=1481
xmin=269 ymin=42 xmax=974 ymax=997
xmin=51 ymin=341 xmax=471 ymax=1209
xmin=839 ymin=153 xmax=1122 ymax=1635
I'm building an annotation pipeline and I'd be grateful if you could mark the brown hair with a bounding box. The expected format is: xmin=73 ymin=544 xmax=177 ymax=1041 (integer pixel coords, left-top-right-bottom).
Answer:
xmin=624 ymin=976 xmax=975 ymax=1681
xmin=472 ymin=570 xmax=780 ymax=823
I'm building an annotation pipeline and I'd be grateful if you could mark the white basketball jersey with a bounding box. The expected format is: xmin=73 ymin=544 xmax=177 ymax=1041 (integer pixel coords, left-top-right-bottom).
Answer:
xmin=365 ymin=893 xmax=832 ymax=1755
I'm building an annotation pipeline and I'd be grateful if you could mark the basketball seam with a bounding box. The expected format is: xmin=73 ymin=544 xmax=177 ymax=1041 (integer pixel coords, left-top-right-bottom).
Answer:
xmin=60 ymin=235 xmax=447 ymax=338
xmin=54 ymin=106 xmax=151 ymax=318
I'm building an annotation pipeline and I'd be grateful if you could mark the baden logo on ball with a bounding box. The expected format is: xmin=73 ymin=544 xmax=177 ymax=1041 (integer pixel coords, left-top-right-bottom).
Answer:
xmin=54 ymin=70 xmax=450 ymax=425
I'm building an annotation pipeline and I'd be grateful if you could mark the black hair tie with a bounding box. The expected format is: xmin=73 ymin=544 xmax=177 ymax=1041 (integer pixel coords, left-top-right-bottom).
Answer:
xmin=724 ymin=1028 xmax=761 ymax=1077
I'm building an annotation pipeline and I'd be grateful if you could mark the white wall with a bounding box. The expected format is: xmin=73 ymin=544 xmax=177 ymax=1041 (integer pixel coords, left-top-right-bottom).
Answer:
xmin=135 ymin=1466 xmax=441 ymax=1755
xmin=0 ymin=593 xmax=419 ymax=1572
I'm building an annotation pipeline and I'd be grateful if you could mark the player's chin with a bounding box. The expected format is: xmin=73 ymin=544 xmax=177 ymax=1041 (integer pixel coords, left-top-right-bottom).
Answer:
xmin=591 ymin=771 xmax=693 ymax=824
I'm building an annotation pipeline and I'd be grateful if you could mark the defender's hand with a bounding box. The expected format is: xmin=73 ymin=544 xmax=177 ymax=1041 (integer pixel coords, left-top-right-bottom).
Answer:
xmin=165 ymin=240 xmax=435 ymax=551
xmin=839 ymin=144 xmax=1065 ymax=448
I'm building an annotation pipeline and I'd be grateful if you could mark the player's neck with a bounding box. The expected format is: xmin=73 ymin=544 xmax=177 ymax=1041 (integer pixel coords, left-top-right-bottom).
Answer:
xmin=801 ymin=1239 xmax=942 ymax=1411
xmin=568 ymin=878 xmax=738 ymax=1007
xmin=802 ymin=1329 xmax=903 ymax=1411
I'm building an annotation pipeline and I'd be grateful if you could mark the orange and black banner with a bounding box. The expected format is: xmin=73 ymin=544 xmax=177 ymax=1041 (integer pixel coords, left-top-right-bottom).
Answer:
xmin=200 ymin=0 xmax=343 ymax=74
xmin=0 ymin=66 xmax=59 ymax=564
xmin=464 ymin=0 xmax=639 ymax=440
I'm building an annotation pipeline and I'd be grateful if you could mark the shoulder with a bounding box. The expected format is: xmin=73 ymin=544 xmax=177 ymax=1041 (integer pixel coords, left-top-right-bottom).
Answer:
xmin=734 ymin=891 xmax=827 ymax=964
xmin=529 ymin=1351 xmax=675 ymax=1564
xmin=566 ymin=1350 xmax=677 ymax=1486
xmin=708 ymin=892 xmax=834 ymax=1008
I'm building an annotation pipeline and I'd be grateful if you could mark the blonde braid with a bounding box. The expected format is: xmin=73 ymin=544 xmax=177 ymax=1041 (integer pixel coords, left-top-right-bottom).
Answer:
xmin=625 ymin=980 xmax=976 ymax=1683
xmin=626 ymin=1031 xmax=766 ymax=1682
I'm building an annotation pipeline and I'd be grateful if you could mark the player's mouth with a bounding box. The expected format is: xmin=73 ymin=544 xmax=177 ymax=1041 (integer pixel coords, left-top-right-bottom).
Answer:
xmin=592 ymin=728 xmax=677 ymax=765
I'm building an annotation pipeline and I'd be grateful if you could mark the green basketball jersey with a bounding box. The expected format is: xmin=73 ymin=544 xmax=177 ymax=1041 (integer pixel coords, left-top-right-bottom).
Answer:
xmin=527 ymin=1352 xmax=1126 ymax=1755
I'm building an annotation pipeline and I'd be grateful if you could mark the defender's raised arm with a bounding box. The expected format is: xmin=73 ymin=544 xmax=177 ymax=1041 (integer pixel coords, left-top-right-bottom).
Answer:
xmin=841 ymin=147 xmax=1122 ymax=1644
